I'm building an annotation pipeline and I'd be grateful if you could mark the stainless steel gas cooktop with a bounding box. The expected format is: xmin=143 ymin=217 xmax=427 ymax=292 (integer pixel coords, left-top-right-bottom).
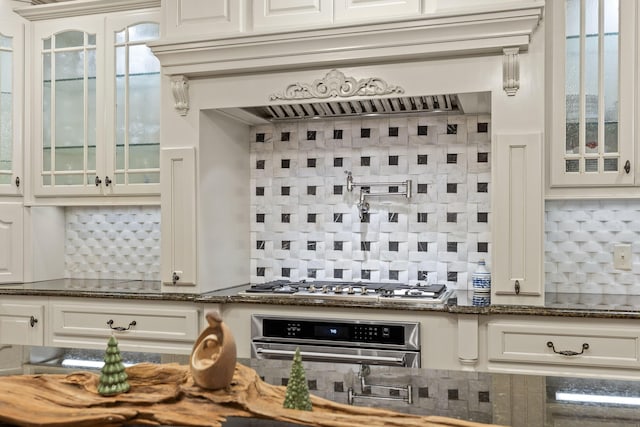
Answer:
xmin=240 ymin=280 xmax=452 ymax=304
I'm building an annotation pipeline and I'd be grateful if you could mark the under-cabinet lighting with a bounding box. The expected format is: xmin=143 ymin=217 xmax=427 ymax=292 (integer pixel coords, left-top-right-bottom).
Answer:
xmin=61 ymin=359 xmax=134 ymax=369
xmin=556 ymin=392 xmax=640 ymax=406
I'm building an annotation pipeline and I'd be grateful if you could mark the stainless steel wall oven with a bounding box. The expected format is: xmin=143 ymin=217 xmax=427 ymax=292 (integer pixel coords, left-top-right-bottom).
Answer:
xmin=251 ymin=315 xmax=420 ymax=368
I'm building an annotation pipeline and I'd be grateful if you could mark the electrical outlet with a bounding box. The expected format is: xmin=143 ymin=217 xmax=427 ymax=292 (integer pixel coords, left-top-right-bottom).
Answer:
xmin=614 ymin=244 xmax=632 ymax=270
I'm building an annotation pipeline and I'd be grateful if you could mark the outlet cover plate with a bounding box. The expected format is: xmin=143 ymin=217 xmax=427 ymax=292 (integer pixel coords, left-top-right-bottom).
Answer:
xmin=614 ymin=244 xmax=632 ymax=270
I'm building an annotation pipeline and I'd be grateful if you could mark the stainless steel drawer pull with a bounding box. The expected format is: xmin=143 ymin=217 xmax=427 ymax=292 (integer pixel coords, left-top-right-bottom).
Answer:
xmin=547 ymin=341 xmax=589 ymax=356
xmin=107 ymin=319 xmax=137 ymax=331
xmin=256 ymin=348 xmax=406 ymax=366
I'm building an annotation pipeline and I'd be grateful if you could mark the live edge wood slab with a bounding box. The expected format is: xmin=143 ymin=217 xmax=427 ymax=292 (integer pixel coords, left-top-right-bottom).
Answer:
xmin=0 ymin=363 xmax=503 ymax=427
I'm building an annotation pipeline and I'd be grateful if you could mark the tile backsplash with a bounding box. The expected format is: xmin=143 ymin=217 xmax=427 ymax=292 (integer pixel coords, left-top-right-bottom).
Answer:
xmin=250 ymin=114 xmax=491 ymax=289
xmin=546 ymin=199 xmax=640 ymax=294
xmin=65 ymin=206 xmax=161 ymax=281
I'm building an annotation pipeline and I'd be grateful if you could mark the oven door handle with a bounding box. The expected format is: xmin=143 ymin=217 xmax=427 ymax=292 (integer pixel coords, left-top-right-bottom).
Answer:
xmin=255 ymin=348 xmax=407 ymax=366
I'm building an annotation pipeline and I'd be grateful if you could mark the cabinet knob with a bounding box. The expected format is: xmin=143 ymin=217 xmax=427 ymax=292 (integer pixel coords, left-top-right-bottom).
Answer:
xmin=15 ymin=177 xmax=20 ymax=188
xmin=172 ymin=271 xmax=181 ymax=285
xmin=514 ymin=280 xmax=520 ymax=295
xmin=95 ymin=176 xmax=102 ymax=186
xmin=30 ymin=316 xmax=38 ymax=327
xmin=624 ymin=160 xmax=631 ymax=174
xmin=104 ymin=176 xmax=112 ymax=187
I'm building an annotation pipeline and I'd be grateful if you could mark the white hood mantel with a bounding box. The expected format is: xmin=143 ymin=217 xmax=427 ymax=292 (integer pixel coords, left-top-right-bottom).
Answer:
xmin=149 ymin=2 xmax=543 ymax=79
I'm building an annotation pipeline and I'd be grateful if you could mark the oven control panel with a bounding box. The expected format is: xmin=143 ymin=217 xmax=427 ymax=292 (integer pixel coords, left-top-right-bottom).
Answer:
xmin=261 ymin=318 xmax=406 ymax=345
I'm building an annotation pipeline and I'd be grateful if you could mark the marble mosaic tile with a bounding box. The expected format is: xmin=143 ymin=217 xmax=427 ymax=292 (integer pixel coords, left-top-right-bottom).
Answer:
xmin=250 ymin=115 xmax=492 ymax=289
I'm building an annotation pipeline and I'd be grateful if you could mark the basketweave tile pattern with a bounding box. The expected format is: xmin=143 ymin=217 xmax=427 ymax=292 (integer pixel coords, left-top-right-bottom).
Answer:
xmin=545 ymin=199 xmax=640 ymax=294
xmin=250 ymin=359 xmax=493 ymax=421
xmin=250 ymin=114 xmax=491 ymax=289
xmin=65 ymin=206 xmax=161 ymax=281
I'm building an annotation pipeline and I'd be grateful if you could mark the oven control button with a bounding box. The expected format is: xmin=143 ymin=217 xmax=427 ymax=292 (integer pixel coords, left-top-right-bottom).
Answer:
xmin=382 ymin=327 xmax=390 ymax=338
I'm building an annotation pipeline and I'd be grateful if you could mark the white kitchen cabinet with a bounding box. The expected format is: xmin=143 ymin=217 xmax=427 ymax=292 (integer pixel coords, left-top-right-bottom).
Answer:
xmin=252 ymin=0 xmax=333 ymax=32
xmin=160 ymin=147 xmax=196 ymax=288
xmin=23 ymin=4 xmax=161 ymax=199
xmin=0 ymin=18 xmax=23 ymax=196
xmin=492 ymin=133 xmax=543 ymax=304
xmin=163 ymin=0 xmax=241 ymax=39
xmin=49 ymin=298 xmax=200 ymax=354
xmin=334 ymin=0 xmax=421 ymax=24
xmin=0 ymin=203 xmax=23 ymax=283
xmin=0 ymin=296 xmax=45 ymax=346
xmin=486 ymin=316 xmax=640 ymax=378
xmin=548 ymin=0 xmax=637 ymax=193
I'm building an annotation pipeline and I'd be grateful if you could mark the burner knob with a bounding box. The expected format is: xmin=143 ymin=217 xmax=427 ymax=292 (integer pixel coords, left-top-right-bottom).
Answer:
xmin=361 ymin=287 xmax=368 ymax=295
xmin=334 ymin=285 xmax=343 ymax=293
xmin=347 ymin=286 xmax=355 ymax=294
xmin=308 ymin=284 xmax=316 ymax=293
xmin=322 ymin=285 xmax=329 ymax=293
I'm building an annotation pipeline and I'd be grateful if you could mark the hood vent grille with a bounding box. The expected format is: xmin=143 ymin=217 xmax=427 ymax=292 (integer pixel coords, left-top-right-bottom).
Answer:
xmin=248 ymin=94 xmax=461 ymax=121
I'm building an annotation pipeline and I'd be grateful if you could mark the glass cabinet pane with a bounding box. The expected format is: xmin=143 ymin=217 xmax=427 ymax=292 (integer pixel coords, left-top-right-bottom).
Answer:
xmin=114 ymin=22 xmax=160 ymax=186
xmin=0 ymin=34 xmax=12 ymax=185
xmin=564 ymin=0 xmax=620 ymax=174
xmin=42 ymin=30 xmax=97 ymax=187
xmin=565 ymin=0 xmax=580 ymax=156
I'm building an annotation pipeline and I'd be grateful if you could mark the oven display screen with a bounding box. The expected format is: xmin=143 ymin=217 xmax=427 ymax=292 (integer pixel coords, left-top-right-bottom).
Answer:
xmin=314 ymin=325 xmax=349 ymax=339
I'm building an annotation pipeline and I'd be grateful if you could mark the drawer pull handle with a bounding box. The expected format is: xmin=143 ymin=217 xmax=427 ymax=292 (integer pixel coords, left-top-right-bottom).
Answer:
xmin=30 ymin=316 xmax=38 ymax=328
xmin=547 ymin=341 xmax=589 ymax=356
xmin=107 ymin=319 xmax=137 ymax=331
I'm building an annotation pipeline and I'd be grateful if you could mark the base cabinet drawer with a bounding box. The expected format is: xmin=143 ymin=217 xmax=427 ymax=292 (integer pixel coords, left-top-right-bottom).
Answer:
xmin=488 ymin=322 xmax=640 ymax=369
xmin=49 ymin=299 xmax=200 ymax=354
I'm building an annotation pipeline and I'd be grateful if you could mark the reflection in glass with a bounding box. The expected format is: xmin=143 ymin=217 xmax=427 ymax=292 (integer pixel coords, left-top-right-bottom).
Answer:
xmin=114 ymin=22 xmax=160 ymax=186
xmin=0 ymin=34 xmax=13 ymax=185
xmin=564 ymin=0 xmax=619 ymax=174
xmin=565 ymin=0 xmax=580 ymax=157
xmin=603 ymin=0 xmax=618 ymax=155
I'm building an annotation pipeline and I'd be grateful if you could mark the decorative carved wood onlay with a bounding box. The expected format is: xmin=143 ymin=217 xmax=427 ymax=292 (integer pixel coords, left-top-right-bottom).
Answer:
xmin=502 ymin=48 xmax=520 ymax=96
xmin=269 ymin=69 xmax=404 ymax=101
xmin=171 ymin=75 xmax=190 ymax=116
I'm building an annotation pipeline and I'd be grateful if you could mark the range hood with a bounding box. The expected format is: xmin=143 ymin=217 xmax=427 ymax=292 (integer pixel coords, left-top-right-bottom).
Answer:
xmin=243 ymin=94 xmax=461 ymax=121
xmin=220 ymin=91 xmax=490 ymax=125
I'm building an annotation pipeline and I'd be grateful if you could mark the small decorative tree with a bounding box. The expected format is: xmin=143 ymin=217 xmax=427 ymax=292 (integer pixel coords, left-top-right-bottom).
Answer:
xmin=97 ymin=335 xmax=130 ymax=396
xmin=283 ymin=347 xmax=312 ymax=411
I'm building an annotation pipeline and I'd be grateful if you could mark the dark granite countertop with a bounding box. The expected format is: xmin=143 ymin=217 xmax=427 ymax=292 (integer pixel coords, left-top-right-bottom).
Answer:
xmin=3 ymin=280 xmax=640 ymax=319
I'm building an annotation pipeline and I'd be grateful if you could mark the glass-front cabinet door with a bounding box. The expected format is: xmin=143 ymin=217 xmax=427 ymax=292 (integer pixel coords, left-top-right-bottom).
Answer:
xmin=550 ymin=0 xmax=636 ymax=187
xmin=41 ymin=28 xmax=99 ymax=191
xmin=33 ymin=11 xmax=160 ymax=198
xmin=0 ymin=20 xmax=23 ymax=196
xmin=106 ymin=15 xmax=160 ymax=194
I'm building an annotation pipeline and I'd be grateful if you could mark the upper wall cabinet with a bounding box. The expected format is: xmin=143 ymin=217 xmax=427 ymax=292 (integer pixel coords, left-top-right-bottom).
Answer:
xmin=25 ymin=7 xmax=161 ymax=198
xmin=0 ymin=19 xmax=23 ymax=197
xmin=162 ymin=0 xmax=522 ymax=39
xmin=548 ymin=0 xmax=637 ymax=190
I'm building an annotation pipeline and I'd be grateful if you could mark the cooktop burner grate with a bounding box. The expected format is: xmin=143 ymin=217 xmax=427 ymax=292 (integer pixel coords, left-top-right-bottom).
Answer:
xmin=242 ymin=280 xmax=449 ymax=302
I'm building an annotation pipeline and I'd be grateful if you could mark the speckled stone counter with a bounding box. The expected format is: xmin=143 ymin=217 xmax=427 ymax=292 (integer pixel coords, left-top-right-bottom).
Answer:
xmin=4 ymin=280 xmax=640 ymax=319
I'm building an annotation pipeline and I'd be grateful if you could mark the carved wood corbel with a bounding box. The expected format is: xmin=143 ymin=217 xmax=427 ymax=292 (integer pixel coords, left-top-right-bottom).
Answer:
xmin=171 ymin=75 xmax=190 ymax=116
xmin=502 ymin=47 xmax=520 ymax=96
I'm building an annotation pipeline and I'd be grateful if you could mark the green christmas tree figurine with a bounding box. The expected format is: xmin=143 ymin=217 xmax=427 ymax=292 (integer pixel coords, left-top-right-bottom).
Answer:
xmin=283 ymin=347 xmax=312 ymax=411
xmin=97 ymin=335 xmax=130 ymax=396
